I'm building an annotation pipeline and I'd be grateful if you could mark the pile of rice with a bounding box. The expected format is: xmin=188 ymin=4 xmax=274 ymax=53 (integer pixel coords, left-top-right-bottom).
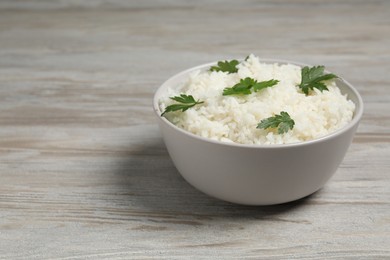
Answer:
xmin=160 ymin=54 xmax=355 ymax=145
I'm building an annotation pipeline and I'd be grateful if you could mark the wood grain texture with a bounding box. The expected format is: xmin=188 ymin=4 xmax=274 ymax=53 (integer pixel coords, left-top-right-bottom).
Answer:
xmin=0 ymin=0 xmax=389 ymax=259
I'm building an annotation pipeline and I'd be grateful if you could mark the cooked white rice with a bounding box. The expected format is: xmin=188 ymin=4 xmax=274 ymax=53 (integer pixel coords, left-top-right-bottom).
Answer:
xmin=160 ymin=54 xmax=355 ymax=145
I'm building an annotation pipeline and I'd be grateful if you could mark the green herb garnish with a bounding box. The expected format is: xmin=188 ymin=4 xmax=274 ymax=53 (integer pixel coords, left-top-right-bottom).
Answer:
xmin=253 ymin=79 xmax=279 ymax=92
xmin=209 ymin=60 xmax=239 ymax=74
xmin=257 ymin=111 xmax=295 ymax=134
xmin=161 ymin=94 xmax=203 ymax=116
xmin=298 ymin=65 xmax=338 ymax=95
xmin=223 ymin=77 xmax=279 ymax=96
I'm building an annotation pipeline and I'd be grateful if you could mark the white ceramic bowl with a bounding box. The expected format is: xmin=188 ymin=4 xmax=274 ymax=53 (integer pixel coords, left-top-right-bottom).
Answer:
xmin=153 ymin=59 xmax=363 ymax=205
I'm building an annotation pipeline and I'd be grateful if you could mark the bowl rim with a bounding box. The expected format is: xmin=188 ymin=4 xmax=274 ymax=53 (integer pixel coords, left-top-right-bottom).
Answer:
xmin=153 ymin=58 xmax=364 ymax=149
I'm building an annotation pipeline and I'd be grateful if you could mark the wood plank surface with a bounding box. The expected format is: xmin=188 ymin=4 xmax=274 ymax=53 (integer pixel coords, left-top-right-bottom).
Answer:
xmin=0 ymin=0 xmax=389 ymax=259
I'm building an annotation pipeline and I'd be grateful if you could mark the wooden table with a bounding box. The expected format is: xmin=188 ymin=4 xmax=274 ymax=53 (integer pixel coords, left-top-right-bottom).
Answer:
xmin=1 ymin=1 xmax=389 ymax=259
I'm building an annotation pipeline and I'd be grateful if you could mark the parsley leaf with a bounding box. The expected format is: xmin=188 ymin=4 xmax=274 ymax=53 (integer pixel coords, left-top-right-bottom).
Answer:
xmin=223 ymin=77 xmax=278 ymax=96
xmin=257 ymin=111 xmax=295 ymax=134
xmin=298 ymin=65 xmax=338 ymax=95
xmin=161 ymin=94 xmax=204 ymax=116
xmin=209 ymin=60 xmax=239 ymax=74
xmin=253 ymin=79 xmax=279 ymax=92
xmin=223 ymin=77 xmax=254 ymax=95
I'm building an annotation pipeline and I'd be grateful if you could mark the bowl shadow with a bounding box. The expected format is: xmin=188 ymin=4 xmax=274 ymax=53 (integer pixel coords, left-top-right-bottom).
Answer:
xmin=113 ymin=139 xmax=319 ymax=224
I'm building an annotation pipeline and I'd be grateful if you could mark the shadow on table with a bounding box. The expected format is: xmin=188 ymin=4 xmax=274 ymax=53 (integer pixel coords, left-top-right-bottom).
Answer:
xmin=114 ymin=140 xmax=319 ymax=223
